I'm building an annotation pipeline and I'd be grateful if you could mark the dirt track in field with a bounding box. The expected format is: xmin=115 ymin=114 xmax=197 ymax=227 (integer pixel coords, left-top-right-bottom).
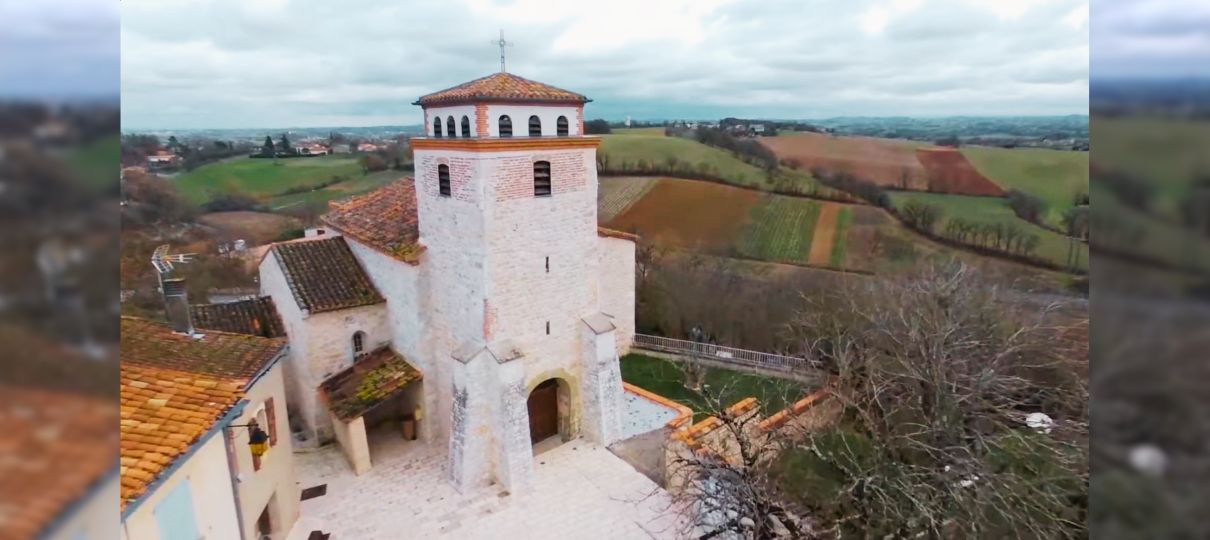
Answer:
xmin=807 ymin=203 xmax=841 ymax=265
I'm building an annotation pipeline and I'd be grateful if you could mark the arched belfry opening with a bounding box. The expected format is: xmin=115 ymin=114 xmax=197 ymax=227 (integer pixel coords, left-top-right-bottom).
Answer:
xmin=527 ymin=377 xmax=573 ymax=452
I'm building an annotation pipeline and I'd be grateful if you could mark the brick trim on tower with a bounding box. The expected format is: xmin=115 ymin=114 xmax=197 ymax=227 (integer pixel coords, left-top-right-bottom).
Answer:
xmin=475 ymin=103 xmax=489 ymax=137
xmin=412 ymin=137 xmax=601 ymax=152
xmin=576 ymin=106 xmax=585 ymax=135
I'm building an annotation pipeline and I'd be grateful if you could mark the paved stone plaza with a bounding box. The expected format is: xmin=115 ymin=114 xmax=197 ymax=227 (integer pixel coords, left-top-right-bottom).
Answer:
xmin=287 ymin=430 xmax=686 ymax=539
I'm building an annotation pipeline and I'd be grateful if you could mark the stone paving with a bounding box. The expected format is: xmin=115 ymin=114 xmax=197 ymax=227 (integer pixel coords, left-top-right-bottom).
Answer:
xmin=287 ymin=430 xmax=687 ymax=539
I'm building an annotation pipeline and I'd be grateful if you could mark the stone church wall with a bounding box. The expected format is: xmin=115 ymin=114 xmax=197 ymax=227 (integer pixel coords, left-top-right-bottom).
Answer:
xmin=597 ymin=235 xmax=636 ymax=352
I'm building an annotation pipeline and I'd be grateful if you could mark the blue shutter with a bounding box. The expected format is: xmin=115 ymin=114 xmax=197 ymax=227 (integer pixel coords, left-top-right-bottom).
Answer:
xmin=154 ymin=479 xmax=200 ymax=540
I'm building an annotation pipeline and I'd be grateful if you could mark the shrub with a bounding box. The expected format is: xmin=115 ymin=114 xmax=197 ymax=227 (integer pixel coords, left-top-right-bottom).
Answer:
xmin=1007 ymin=189 xmax=1048 ymax=224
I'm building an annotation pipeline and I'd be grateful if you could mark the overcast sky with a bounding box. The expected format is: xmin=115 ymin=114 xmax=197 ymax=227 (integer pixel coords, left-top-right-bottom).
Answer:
xmin=113 ymin=0 xmax=1103 ymax=129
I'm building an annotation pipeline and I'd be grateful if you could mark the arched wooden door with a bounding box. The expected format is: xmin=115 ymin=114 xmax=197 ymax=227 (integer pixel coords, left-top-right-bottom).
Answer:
xmin=527 ymin=379 xmax=559 ymax=444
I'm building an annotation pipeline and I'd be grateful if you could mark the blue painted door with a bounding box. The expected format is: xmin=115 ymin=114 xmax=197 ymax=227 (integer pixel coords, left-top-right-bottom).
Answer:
xmin=154 ymin=479 xmax=200 ymax=540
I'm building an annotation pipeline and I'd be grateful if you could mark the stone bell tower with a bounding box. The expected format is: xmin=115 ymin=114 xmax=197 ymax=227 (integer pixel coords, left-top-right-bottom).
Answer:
xmin=411 ymin=71 xmax=626 ymax=493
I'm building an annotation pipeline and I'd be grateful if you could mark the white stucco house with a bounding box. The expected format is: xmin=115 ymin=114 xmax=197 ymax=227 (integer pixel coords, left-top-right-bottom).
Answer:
xmin=119 ymin=316 xmax=300 ymax=540
xmin=256 ymin=71 xmax=638 ymax=492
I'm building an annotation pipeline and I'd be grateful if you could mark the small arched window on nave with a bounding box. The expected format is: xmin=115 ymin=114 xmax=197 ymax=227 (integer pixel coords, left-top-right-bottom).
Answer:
xmin=438 ymin=164 xmax=451 ymax=197
xmin=534 ymin=160 xmax=552 ymax=197
xmin=499 ymin=115 xmax=512 ymax=137
xmin=446 ymin=116 xmax=455 ymax=139
xmin=461 ymin=115 xmax=471 ymax=138
xmin=557 ymin=116 xmax=569 ymax=136
xmin=433 ymin=117 xmax=442 ymax=138
xmin=528 ymin=115 xmax=542 ymax=137
xmin=352 ymin=331 xmax=366 ymax=359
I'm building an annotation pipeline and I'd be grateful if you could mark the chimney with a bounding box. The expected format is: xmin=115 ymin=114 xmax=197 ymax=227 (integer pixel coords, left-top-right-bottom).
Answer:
xmin=161 ymin=277 xmax=194 ymax=335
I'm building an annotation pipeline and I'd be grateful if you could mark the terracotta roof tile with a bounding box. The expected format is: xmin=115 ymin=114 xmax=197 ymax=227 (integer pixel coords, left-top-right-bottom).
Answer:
xmin=120 ymin=317 xmax=285 ymax=386
xmin=597 ymin=226 xmax=638 ymax=242
xmin=271 ymin=237 xmax=385 ymax=314
xmin=119 ymin=363 xmax=243 ymax=509
xmin=320 ymin=347 xmax=422 ymax=421
xmin=0 ymin=386 xmax=118 ymax=539
xmin=190 ymin=296 xmax=287 ymax=338
xmin=414 ymin=72 xmax=589 ymax=107
xmin=322 ymin=180 xmax=424 ymax=264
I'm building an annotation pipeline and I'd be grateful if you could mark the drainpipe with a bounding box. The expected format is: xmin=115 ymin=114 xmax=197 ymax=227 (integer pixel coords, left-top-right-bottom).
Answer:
xmin=223 ymin=414 xmax=249 ymax=540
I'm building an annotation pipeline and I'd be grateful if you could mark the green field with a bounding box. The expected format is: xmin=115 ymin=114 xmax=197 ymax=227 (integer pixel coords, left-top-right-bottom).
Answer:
xmin=611 ymin=127 xmax=667 ymax=136
xmin=830 ymin=207 xmax=852 ymax=267
xmin=961 ymin=146 xmax=1089 ymax=226
xmin=68 ymin=135 xmax=119 ymax=193
xmin=889 ymin=192 xmax=1088 ymax=270
xmin=1091 ymin=116 xmax=1210 ymax=218
xmin=601 ymin=135 xmax=773 ymax=187
xmin=737 ymin=196 xmax=821 ymax=263
xmin=175 ymin=155 xmax=368 ymax=204
xmin=268 ymin=169 xmax=403 ymax=213
xmin=621 ymin=353 xmax=806 ymax=421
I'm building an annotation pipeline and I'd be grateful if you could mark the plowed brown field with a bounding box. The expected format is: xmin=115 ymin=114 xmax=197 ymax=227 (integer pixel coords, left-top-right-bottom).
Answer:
xmin=761 ymin=132 xmax=928 ymax=189
xmin=915 ymin=148 xmax=1006 ymax=196
xmin=606 ymin=178 xmax=760 ymax=252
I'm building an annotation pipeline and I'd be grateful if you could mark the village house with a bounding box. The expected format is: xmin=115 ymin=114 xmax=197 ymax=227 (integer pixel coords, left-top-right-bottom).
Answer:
xmin=297 ymin=143 xmax=329 ymax=156
xmin=355 ymin=142 xmax=380 ymax=152
xmin=119 ymin=313 xmax=299 ymax=540
xmin=145 ymin=150 xmax=182 ymax=171
xmin=255 ymin=71 xmax=638 ymax=492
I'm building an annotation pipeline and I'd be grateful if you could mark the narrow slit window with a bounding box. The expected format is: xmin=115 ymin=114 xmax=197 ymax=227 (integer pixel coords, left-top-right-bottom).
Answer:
xmin=438 ymin=164 xmax=451 ymax=196
xmin=533 ymin=160 xmax=552 ymax=196
xmin=546 ymin=321 xmax=550 ymax=335
xmin=499 ymin=115 xmax=512 ymax=137
xmin=446 ymin=116 xmax=455 ymax=139
xmin=461 ymin=115 xmax=470 ymax=138
xmin=433 ymin=117 xmax=442 ymax=138
xmin=528 ymin=115 xmax=542 ymax=137
xmin=557 ymin=116 xmax=569 ymax=136
xmin=353 ymin=331 xmax=365 ymax=357
xmin=545 ymin=256 xmax=549 ymax=273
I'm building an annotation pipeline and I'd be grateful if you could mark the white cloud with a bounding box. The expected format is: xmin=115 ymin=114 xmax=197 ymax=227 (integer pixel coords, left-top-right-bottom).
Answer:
xmin=119 ymin=0 xmax=1090 ymax=129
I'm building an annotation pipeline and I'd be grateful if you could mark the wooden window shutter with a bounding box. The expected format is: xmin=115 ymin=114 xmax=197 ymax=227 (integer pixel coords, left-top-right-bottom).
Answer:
xmin=266 ymin=397 xmax=278 ymax=446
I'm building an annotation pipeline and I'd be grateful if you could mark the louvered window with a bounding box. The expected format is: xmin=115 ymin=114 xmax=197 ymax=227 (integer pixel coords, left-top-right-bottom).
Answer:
xmin=433 ymin=117 xmax=442 ymax=138
xmin=534 ymin=160 xmax=551 ymax=197
xmin=499 ymin=115 xmax=512 ymax=137
xmin=557 ymin=116 xmax=569 ymax=136
xmin=446 ymin=116 xmax=455 ymax=139
xmin=529 ymin=115 xmax=542 ymax=137
xmin=438 ymin=164 xmax=451 ymax=196
xmin=461 ymin=115 xmax=470 ymax=138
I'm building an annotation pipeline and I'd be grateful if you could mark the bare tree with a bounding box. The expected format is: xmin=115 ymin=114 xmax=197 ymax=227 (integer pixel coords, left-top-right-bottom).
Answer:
xmin=779 ymin=262 xmax=1088 ymax=538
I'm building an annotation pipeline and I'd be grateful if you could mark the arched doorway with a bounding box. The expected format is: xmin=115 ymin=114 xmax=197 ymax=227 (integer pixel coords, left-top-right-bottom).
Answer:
xmin=527 ymin=379 xmax=560 ymax=444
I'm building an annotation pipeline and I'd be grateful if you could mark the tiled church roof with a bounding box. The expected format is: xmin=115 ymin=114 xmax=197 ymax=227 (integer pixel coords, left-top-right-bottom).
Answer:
xmin=322 ymin=179 xmax=424 ymax=264
xmin=190 ymin=296 xmax=287 ymax=338
xmin=120 ymin=317 xmax=285 ymax=384
xmin=414 ymin=72 xmax=589 ymax=107
xmin=321 ymin=347 xmax=423 ymax=421
xmin=271 ymin=237 xmax=385 ymax=314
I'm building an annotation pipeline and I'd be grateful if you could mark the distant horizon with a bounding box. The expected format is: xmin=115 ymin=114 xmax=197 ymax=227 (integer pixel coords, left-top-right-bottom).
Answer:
xmin=121 ymin=113 xmax=1090 ymax=135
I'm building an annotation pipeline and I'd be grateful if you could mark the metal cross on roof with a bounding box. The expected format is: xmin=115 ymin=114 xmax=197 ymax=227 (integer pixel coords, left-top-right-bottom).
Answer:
xmin=492 ymin=29 xmax=513 ymax=73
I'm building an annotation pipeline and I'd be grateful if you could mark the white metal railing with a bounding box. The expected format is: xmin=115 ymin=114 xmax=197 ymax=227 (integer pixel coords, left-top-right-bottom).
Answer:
xmin=632 ymin=334 xmax=825 ymax=374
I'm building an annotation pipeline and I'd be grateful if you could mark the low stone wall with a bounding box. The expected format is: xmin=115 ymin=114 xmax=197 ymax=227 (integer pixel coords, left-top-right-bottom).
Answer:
xmin=660 ymin=386 xmax=842 ymax=493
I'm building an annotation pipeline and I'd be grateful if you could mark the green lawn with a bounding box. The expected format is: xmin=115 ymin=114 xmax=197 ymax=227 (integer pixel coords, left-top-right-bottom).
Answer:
xmin=889 ymin=192 xmax=1088 ymax=271
xmin=175 ymin=155 xmax=366 ymax=204
xmin=621 ymin=353 xmax=806 ymax=421
xmin=737 ymin=196 xmax=820 ymax=263
xmin=67 ymin=135 xmax=119 ymax=193
xmin=961 ymin=146 xmax=1089 ymax=226
xmin=830 ymin=207 xmax=852 ymax=267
